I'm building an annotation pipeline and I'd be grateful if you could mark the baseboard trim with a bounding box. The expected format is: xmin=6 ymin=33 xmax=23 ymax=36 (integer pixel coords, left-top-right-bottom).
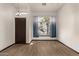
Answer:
xmin=32 ymin=40 xmax=58 ymax=41
xmin=0 ymin=43 xmax=15 ymax=52
xmin=26 ymin=43 xmax=30 ymax=45
xmin=32 ymin=39 xmax=57 ymax=40
xmin=58 ymin=40 xmax=79 ymax=54
xmin=26 ymin=40 xmax=32 ymax=44
xmin=32 ymin=38 xmax=57 ymax=40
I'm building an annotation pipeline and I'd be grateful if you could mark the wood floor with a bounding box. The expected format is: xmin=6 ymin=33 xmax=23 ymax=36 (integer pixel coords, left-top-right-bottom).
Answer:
xmin=0 ymin=41 xmax=79 ymax=56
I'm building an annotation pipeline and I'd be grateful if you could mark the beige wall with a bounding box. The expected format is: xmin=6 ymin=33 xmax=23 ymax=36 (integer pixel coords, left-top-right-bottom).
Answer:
xmin=57 ymin=4 xmax=79 ymax=52
xmin=0 ymin=4 xmax=16 ymax=51
xmin=26 ymin=14 xmax=33 ymax=43
xmin=32 ymin=12 xmax=56 ymax=16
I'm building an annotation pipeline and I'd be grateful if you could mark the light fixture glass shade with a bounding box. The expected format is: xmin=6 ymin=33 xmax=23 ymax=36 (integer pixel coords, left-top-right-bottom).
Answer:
xmin=16 ymin=12 xmax=30 ymax=16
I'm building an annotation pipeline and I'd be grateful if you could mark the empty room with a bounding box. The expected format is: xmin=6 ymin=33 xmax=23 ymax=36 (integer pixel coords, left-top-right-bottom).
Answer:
xmin=0 ymin=3 xmax=79 ymax=56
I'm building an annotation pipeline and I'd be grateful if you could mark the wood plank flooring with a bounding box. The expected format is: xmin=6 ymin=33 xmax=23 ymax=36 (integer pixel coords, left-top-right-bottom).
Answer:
xmin=0 ymin=41 xmax=79 ymax=56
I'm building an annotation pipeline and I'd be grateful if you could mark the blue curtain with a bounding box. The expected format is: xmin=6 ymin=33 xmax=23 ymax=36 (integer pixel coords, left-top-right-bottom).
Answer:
xmin=33 ymin=20 xmax=39 ymax=37
xmin=50 ymin=17 xmax=56 ymax=37
xmin=50 ymin=23 xmax=56 ymax=37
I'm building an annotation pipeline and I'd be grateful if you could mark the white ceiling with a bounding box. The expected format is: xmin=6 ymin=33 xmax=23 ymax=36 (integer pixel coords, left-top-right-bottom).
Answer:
xmin=14 ymin=3 xmax=63 ymax=12
xmin=29 ymin=3 xmax=63 ymax=12
xmin=14 ymin=3 xmax=31 ymax=12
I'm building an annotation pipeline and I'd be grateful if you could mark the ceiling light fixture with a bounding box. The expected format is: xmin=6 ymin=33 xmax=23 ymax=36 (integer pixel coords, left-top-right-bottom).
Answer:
xmin=16 ymin=12 xmax=30 ymax=16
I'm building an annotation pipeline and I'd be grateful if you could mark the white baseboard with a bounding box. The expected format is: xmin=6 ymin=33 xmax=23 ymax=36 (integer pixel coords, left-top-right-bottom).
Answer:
xmin=32 ymin=37 xmax=57 ymax=40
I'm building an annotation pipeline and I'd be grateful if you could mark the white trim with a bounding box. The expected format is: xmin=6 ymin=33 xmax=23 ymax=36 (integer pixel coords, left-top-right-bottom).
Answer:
xmin=32 ymin=37 xmax=57 ymax=40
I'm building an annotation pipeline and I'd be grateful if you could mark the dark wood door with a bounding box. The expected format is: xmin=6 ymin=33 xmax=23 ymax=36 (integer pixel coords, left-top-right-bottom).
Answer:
xmin=15 ymin=18 xmax=26 ymax=44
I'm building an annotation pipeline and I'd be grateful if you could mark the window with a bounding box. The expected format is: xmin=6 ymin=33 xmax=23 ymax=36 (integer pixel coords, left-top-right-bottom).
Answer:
xmin=38 ymin=16 xmax=50 ymax=36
